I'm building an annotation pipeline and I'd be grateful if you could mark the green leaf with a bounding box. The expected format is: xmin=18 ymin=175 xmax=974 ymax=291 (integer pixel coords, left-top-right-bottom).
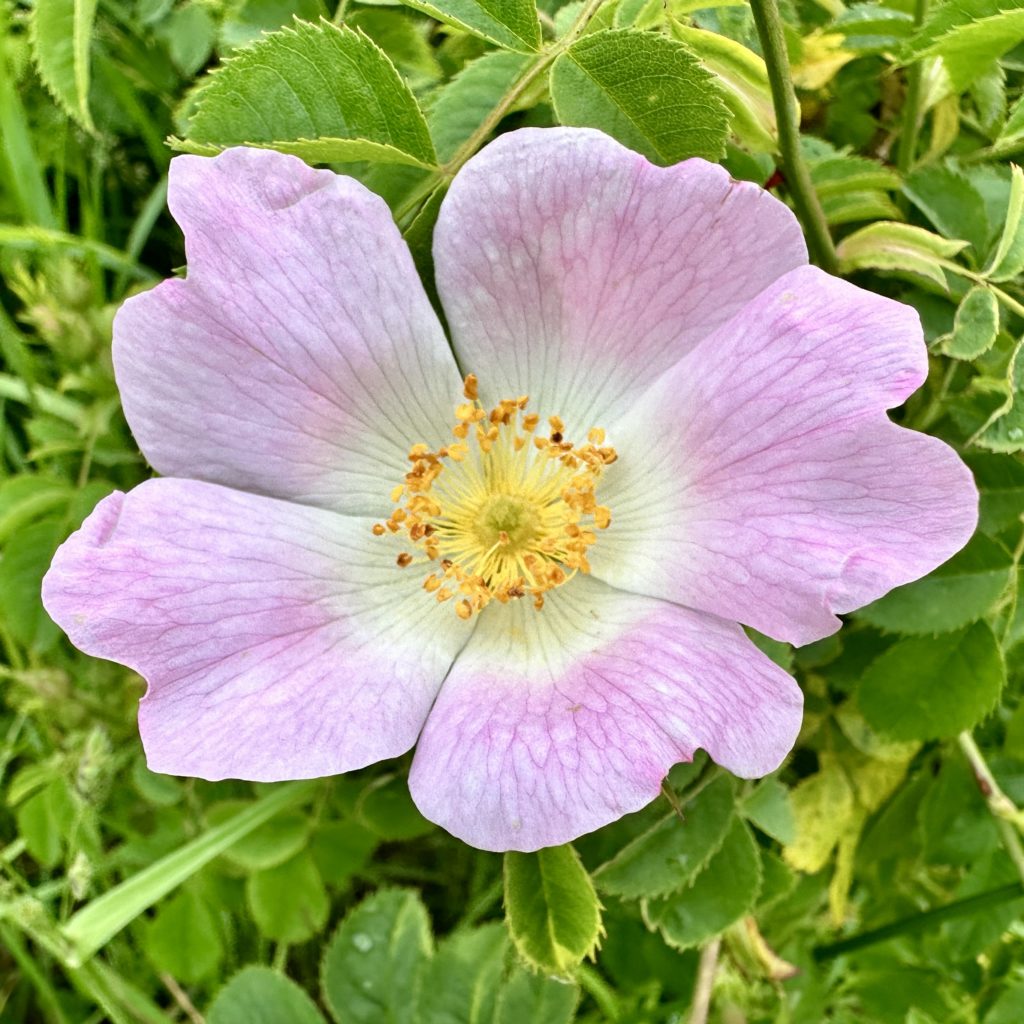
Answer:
xmin=178 ymin=19 xmax=437 ymax=168
xmin=247 ymin=851 xmax=328 ymax=943
xmin=208 ymin=966 xmax=326 ymax=1024
xmin=504 ymin=845 xmax=603 ymax=976
xmin=782 ymin=756 xmax=856 ymax=873
xmin=16 ymin=779 xmax=75 ymax=869
xmin=938 ymin=286 xmax=1000 ymax=359
xmin=984 ymin=164 xmax=1024 ymax=283
xmin=357 ymin=774 xmax=434 ymax=840
xmin=321 ymin=889 xmax=432 ymax=1024
xmin=904 ymin=163 xmax=991 ymax=256
xmin=668 ymin=23 xmax=775 ymax=152
xmin=348 ymin=8 xmax=443 ymax=88
xmin=968 ymin=451 xmax=1024 ymax=533
xmin=997 ymin=93 xmax=1024 ymax=147
xmin=142 ymin=889 xmax=223 ymax=984
xmin=0 ymin=476 xmax=70 ymax=546
xmin=395 ymin=0 xmax=540 ymax=51
xmin=309 ymin=820 xmax=379 ymax=887
xmin=859 ymin=622 xmax=1005 ymax=741
xmin=836 ymin=221 xmax=968 ymax=287
xmin=904 ymin=6 xmax=1024 ymax=94
xmin=593 ymin=774 xmax=736 ymax=899
xmin=419 ymin=923 xmax=507 ymax=1024
xmin=219 ymin=0 xmax=323 ymax=51
xmin=858 ymin=535 xmax=1014 ymax=635
xmin=62 ymin=781 xmax=316 ymax=965
xmin=742 ymin=778 xmax=796 ymax=844
xmin=427 ymin=50 xmax=530 ymax=163
xmin=0 ymin=517 xmax=62 ymax=653
xmin=975 ymin=338 xmax=1024 ymax=452
xmin=643 ymin=818 xmax=762 ymax=950
xmin=550 ymin=29 xmax=731 ymax=164
xmin=29 ymin=0 xmax=98 ymax=131
xmin=207 ymin=802 xmax=310 ymax=871
xmin=496 ymin=967 xmax=579 ymax=1024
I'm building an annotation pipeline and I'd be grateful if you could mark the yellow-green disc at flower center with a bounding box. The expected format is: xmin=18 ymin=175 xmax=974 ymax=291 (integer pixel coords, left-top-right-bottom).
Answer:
xmin=374 ymin=375 xmax=617 ymax=619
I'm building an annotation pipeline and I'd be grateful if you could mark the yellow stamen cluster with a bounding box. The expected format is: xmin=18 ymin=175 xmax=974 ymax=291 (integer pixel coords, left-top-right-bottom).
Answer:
xmin=374 ymin=375 xmax=617 ymax=618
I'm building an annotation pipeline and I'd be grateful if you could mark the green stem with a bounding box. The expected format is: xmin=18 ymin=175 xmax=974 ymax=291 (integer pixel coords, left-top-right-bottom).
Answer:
xmin=813 ymin=882 xmax=1024 ymax=960
xmin=896 ymin=0 xmax=930 ymax=176
xmin=748 ymin=0 xmax=837 ymax=273
xmin=958 ymin=732 xmax=1024 ymax=883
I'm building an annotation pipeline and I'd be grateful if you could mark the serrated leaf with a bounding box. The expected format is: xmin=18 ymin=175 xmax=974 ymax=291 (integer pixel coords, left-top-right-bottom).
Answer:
xmin=496 ymin=967 xmax=579 ymax=1024
xmin=143 ymin=889 xmax=223 ymax=984
xmin=997 ymin=92 xmax=1024 ymax=147
xmin=643 ymin=818 xmax=762 ymax=950
xmin=321 ymin=889 xmax=432 ymax=1024
xmin=836 ymin=221 xmax=968 ymax=287
xmin=858 ymin=534 xmax=1013 ymax=635
xmin=397 ymin=0 xmax=540 ymax=51
xmin=247 ymin=851 xmax=328 ymax=943
xmin=904 ymin=6 xmax=1024 ymax=93
xmin=550 ymin=28 xmax=731 ymax=164
xmin=984 ymin=164 xmax=1024 ymax=282
xmin=593 ymin=774 xmax=736 ymax=899
xmin=30 ymin=0 xmax=97 ymax=131
xmin=180 ymin=19 xmax=437 ymax=168
xmin=208 ymin=966 xmax=326 ymax=1024
xmin=504 ymin=845 xmax=602 ymax=976
xmin=349 ymin=8 xmax=443 ymax=87
xmin=938 ymin=286 xmax=1000 ymax=359
xmin=975 ymin=338 xmax=1024 ymax=452
xmin=668 ymin=23 xmax=775 ymax=152
xmin=783 ymin=756 xmax=856 ymax=873
xmin=427 ymin=50 xmax=530 ymax=163
xmin=418 ymin=923 xmax=507 ymax=1024
xmin=859 ymin=622 xmax=1005 ymax=741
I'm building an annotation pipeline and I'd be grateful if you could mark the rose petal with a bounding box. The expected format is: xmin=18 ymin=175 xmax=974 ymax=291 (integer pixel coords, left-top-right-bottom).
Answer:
xmin=115 ymin=148 xmax=462 ymax=517
xmin=433 ymin=127 xmax=806 ymax=431
xmin=42 ymin=479 xmax=469 ymax=780
xmin=409 ymin=576 xmax=801 ymax=851
xmin=592 ymin=266 xmax=978 ymax=646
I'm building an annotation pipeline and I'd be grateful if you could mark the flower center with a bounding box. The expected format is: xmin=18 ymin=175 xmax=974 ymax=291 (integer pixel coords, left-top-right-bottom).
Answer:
xmin=374 ymin=375 xmax=617 ymax=620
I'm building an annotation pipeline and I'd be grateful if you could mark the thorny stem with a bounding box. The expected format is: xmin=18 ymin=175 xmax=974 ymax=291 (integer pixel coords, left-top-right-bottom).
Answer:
xmin=748 ymin=0 xmax=838 ymax=274
xmin=688 ymin=937 xmax=722 ymax=1024
xmin=393 ymin=0 xmax=610 ymax=226
xmin=896 ymin=0 xmax=930 ymax=176
xmin=958 ymin=732 xmax=1024 ymax=883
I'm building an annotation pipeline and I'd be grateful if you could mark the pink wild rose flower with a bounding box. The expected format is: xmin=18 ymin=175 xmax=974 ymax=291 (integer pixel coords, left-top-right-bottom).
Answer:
xmin=42 ymin=128 xmax=977 ymax=852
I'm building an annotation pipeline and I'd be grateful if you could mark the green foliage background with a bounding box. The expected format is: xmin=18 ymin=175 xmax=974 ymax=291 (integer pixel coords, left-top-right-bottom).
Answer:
xmin=2 ymin=0 xmax=1024 ymax=1021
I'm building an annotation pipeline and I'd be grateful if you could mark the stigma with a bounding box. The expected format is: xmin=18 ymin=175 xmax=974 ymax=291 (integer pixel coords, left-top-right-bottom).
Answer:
xmin=375 ymin=375 xmax=617 ymax=618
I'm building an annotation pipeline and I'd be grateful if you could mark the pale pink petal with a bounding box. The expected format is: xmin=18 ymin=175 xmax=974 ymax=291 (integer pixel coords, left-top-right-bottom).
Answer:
xmin=42 ymin=479 xmax=469 ymax=780
xmin=592 ymin=266 xmax=978 ymax=646
xmin=115 ymin=148 xmax=462 ymax=516
xmin=409 ymin=577 xmax=802 ymax=851
xmin=433 ymin=127 xmax=807 ymax=430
